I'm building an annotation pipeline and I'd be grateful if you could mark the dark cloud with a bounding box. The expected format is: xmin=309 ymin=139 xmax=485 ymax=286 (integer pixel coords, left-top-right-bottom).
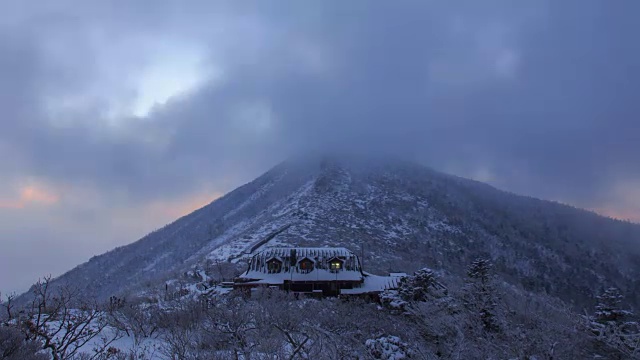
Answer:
xmin=2 ymin=0 xmax=640 ymax=291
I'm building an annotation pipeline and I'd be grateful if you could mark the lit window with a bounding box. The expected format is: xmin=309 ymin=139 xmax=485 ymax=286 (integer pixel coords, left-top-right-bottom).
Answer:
xmin=330 ymin=260 xmax=342 ymax=271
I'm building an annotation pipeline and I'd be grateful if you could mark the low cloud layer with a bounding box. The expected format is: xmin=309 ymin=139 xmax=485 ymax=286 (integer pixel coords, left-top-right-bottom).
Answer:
xmin=1 ymin=0 xmax=639 ymax=292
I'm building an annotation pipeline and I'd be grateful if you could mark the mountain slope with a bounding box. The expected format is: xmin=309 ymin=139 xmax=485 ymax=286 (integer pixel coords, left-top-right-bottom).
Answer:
xmin=31 ymin=156 xmax=640 ymax=309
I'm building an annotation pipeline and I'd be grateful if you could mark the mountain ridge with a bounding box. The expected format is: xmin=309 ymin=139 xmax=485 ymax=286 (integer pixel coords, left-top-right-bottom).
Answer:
xmin=19 ymin=155 xmax=640 ymax=310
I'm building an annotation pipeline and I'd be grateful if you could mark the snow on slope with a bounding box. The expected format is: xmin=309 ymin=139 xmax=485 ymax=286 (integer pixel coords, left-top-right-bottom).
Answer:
xmin=21 ymin=155 xmax=640 ymax=311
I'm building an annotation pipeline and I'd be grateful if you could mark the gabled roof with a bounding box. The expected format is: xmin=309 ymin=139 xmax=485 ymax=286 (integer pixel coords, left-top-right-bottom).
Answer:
xmin=256 ymin=247 xmax=355 ymax=259
xmin=238 ymin=247 xmax=364 ymax=284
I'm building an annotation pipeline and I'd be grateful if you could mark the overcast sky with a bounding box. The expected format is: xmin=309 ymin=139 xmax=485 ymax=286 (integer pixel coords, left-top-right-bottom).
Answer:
xmin=1 ymin=0 xmax=639 ymax=294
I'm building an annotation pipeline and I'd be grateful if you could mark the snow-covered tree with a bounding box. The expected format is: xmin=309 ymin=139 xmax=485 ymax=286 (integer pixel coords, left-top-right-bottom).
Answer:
xmin=0 ymin=325 xmax=48 ymax=360
xmin=380 ymin=289 xmax=408 ymax=311
xmin=107 ymin=298 xmax=161 ymax=358
xmin=381 ymin=268 xmax=446 ymax=312
xmin=594 ymin=287 xmax=633 ymax=323
xmin=398 ymin=268 xmax=433 ymax=302
xmin=464 ymin=258 xmax=500 ymax=332
xmin=467 ymin=258 xmax=492 ymax=285
xmin=366 ymin=336 xmax=414 ymax=359
xmin=590 ymin=287 xmax=639 ymax=358
xmin=0 ymin=276 xmax=125 ymax=360
xmin=398 ymin=268 xmax=446 ymax=302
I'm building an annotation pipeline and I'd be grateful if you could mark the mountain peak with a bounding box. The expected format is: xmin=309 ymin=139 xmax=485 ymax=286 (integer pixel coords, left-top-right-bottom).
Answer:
xmin=28 ymin=156 xmax=640 ymax=310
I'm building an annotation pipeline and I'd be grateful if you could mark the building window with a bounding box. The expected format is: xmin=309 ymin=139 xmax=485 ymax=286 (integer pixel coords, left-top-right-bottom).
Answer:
xmin=330 ymin=260 xmax=342 ymax=272
xmin=299 ymin=259 xmax=314 ymax=273
xmin=267 ymin=260 xmax=282 ymax=273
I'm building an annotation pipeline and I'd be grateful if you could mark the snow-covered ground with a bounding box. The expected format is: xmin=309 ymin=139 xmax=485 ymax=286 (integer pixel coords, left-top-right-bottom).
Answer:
xmin=28 ymin=156 xmax=640 ymax=315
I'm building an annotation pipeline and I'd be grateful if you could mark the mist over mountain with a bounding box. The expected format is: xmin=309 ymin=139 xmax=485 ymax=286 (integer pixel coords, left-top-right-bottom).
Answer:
xmin=20 ymin=155 xmax=638 ymax=312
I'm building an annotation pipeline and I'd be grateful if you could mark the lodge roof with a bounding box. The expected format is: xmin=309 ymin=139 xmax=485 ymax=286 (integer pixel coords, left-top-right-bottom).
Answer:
xmin=238 ymin=247 xmax=364 ymax=284
xmin=235 ymin=247 xmax=405 ymax=295
xmin=256 ymin=247 xmax=354 ymax=259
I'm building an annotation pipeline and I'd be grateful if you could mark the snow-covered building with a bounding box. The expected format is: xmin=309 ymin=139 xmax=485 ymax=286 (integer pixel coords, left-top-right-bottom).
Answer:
xmin=234 ymin=247 xmax=403 ymax=297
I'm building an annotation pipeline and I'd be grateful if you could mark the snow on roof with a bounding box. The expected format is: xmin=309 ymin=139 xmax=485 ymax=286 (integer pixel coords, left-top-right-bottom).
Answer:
xmin=340 ymin=273 xmax=403 ymax=295
xmin=389 ymin=272 xmax=408 ymax=277
xmin=255 ymin=247 xmax=355 ymax=259
xmin=238 ymin=247 xmax=364 ymax=284
xmin=236 ymin=247 xmax=406 ymax=294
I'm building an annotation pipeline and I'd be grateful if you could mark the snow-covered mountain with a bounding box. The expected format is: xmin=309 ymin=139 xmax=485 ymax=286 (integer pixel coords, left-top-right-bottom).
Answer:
xmin=30 ymin=155 xmax=640 ymax=309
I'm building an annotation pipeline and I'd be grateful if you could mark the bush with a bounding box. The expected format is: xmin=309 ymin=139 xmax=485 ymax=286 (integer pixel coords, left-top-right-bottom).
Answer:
xmin=0 ymin=325 xmax=48 ymax=360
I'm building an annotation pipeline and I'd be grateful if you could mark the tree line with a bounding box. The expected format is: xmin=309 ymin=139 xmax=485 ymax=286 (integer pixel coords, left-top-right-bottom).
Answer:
xmin=1 ymin=259 xmax=639 ymax=359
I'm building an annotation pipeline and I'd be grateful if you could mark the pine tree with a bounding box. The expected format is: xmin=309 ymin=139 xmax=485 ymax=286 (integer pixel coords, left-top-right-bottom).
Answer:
xmin=467 ymin=258 xmax=492 ymax=285
xmin=365 ymin=336 xmax=414 ymax=359
xmin=595 ymin=287 xmax=633 ymax=323
xmin=397 ymin=268 xmax=444 ymax=302
xmin=465 ymin=258 xmax=500 ymax=332
xmin=590 ymin=287 xmax=639 ymax=359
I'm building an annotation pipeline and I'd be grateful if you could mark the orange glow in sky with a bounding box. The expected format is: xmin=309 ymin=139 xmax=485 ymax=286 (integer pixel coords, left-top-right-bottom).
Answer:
xmin=592 ymin=207 xmax=640 ymax=224
xmin=0 ymin=185 xmax=60 ymax=209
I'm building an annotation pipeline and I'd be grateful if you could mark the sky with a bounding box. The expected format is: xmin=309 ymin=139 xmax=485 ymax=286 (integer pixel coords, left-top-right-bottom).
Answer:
xmin=1 ymin=0 xmax=639 ymax=294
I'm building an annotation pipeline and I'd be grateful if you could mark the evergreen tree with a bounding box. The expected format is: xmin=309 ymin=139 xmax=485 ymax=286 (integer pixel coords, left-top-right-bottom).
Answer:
xmin=590 ymin=287 xmax=639 ymax=358
xmin=397 ymin=268 xmax=445 ymax=302
xmin=595 ymin=287 xmax=633 ymax=323
xmin=365 ymin=336 xmax=414 ymax=359
xmin=465 ymin=258 xmax=500 ymax=332
xmin=467 ymin=258 xmax=492 ymax=285
xmin=398 ymin=268 xmax=435 ymax=302
xmin=381 ymin=268 xmax=447 ymax=311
